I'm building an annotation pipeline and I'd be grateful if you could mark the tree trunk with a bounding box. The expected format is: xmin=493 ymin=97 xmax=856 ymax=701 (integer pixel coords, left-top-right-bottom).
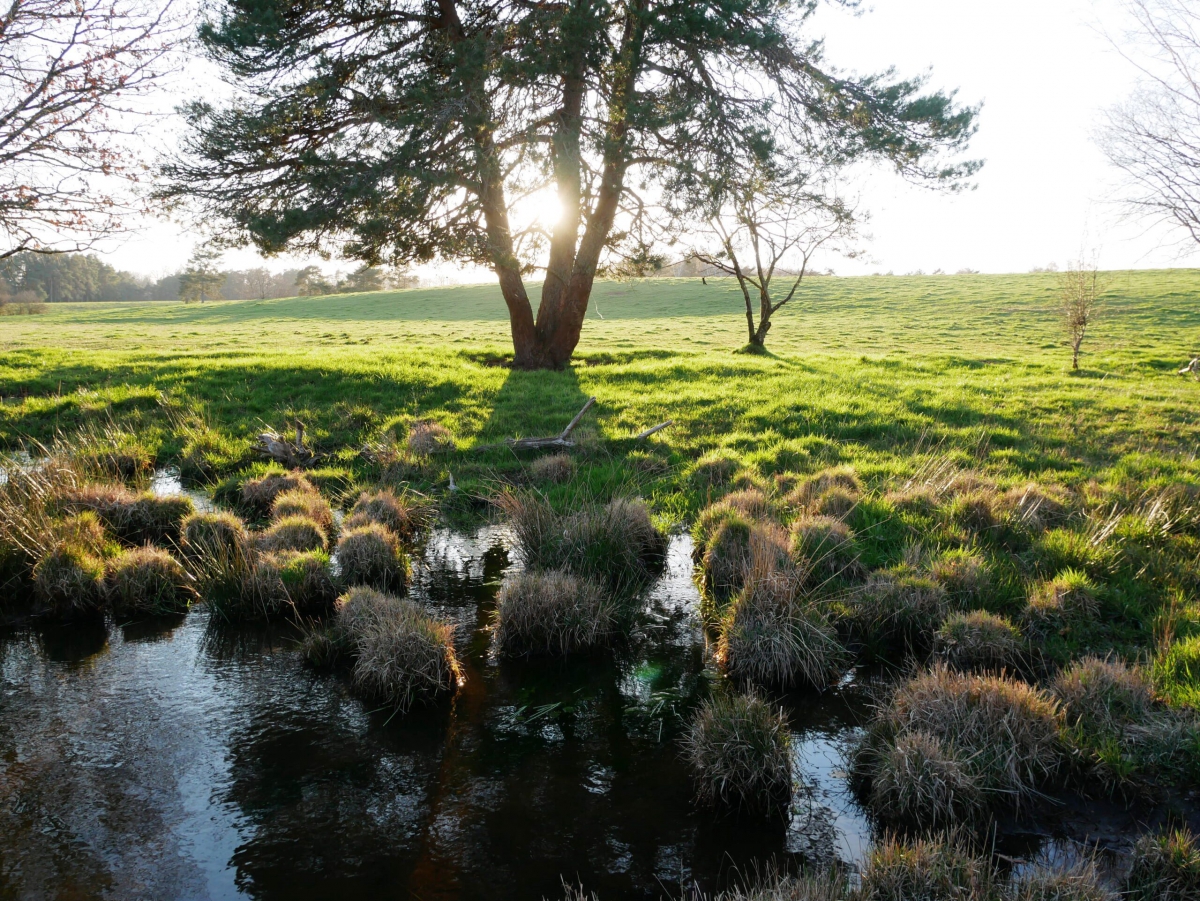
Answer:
xmin=753 ymin=316 xmax=772 ymax=346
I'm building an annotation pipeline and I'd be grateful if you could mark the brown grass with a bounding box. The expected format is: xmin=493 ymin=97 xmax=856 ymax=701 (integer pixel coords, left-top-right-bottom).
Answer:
xmin=105 ymin=545 xmax=197 ymax=616
xmin=272 ymin=488 xmax=336 ymax=535
xmin=717 ymin=562 xmax=847 ymax=689
xmin=407 ymin=420 xmax=453 ymax=456
xmin=1126 ymin=827 xmax=1200 ymax=901
xmin=494 ymin=569 xmax=617 ymax=656
xmin=1026 ymin=570 xmax=1099 ymax=632
xmin=241 ymin=470 xmax=316 ymax=514
xmin=789 ymin=515 xmax=859 ymax=582
xmin=54 ymin=484 xmax=194 ymax=545
xmin=256 ymin=515 xmax=329 ymax=553
xmin=344 ymin=489 xmax=429 ymax=542
xmin=847 ymin=570 xmax=952 ymax=658
xmin=857 ymin=832 xmax=997 ymax=901
xmin=32 ymin=542 xmax=107 ymax=617
xmin=529 ymin=453 xmax=577 ymax=484
xmin=929 ymin=549 xmax=992 ymax=603
xmin=788 ymin=466 xmax=862 ymax=509
xmin=684 ymin=692 xmax=793 ymax=815
xmin=180 ymin=510 xmax=249 ymax=558
xmin=934 ymin=611 xmax=1024 ymax=674
xmin=997 ymin=483 xmax=1073 ymax=533
xmin=335 ymin=523 xmax=410 ymax=592
xmin=336 ymin=586 xmax=462 ymax=711
xmin=947 ymin=489 xmax=1000 ymax=534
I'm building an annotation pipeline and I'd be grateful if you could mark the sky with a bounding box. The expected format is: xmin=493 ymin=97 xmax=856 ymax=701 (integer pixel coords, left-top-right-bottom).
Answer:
xmin=94 ymin=0 xmax=1199 ymax=281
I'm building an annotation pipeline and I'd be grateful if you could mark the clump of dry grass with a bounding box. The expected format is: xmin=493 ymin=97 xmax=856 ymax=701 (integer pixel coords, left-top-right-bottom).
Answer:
xmin=336 ymin=523 xmax=410 ymax=592
xmin=929 ymin=549 xmax=992 ymax=603
xmin=717 ymin=563 xmax=847 ymax=690
xmin=54 ymin=484 xmax=195 ymax=545
xmin=1025 ymin=570 xmax=1099 ymax=632
xmin=788 ymin=467 xmax=862 ymax=510
xmin=529 ymin=453 xmax=577 ymax=484
xmin=721 ymin=487 xmax=775 ymax=520
xmin=272 ymin=488 xmax=336 ymax=535
xmin=494 ymin=569 xmax=616 ymax=656
xmin=789 ymin=515 xmax=859 ymax=582
xmin=256 ymin=515 xmax=328 ymax=553
xmin=336 ymin=586 xmax=461 ymax=711
xmin=1053 ymin=656 xmax=1153 ymax=735
xmin=997 ymin=484 xmax=1073 ymax=533
xmin=499 ymin=491 xmax=666 ymax=594
xmin=1011 ymin=858 xmax=1115 ymax=901
xmin=689 ymin=451 xmax=739 ymax=489
xmin=934 ymin=612 xmax=1024 ymax=673
xmin=858 ymin=666 xmax=1063 ymax=825
xmin=947 ymin=489 xmax=1000 ymax=534
xmin=181 ymin=510 xmax=248 ymax=558
xmin=267 ymin=549 xmax=339 ymax=613
xmin=847 ymin=570 xmax=952 ymax=658
xmin=407 ymin=419 xmax=453 ymax=456
xmin=693 ymin=501 xmax=752 ymax=563
xmin=857 ymin=831 xmax=997 ymax=901
xmin=702 ymin=519 xmax=790 ymax=612
xmin=49 ymin=512 xmax=114 ymax=557
xmin=241 ymin=470 xmax=316 ymax=515
xmin=32 ymin=542 xmax=106 ymax=617
xmin=1125 ymin=827 xmax=1200 ymax=901
xmin=344 ymin=489 xmax=428 ymax=542
xmin=684 ymin=692 xmax=793 ymax=815
xmin=105 ymin=545 xmax=197 ymax=616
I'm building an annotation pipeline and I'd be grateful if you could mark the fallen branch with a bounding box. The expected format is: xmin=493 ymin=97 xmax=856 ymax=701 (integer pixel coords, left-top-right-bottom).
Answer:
xmin=255 ymin=421 xmax=318 ymax=468
xmin=475 ymin=397 xmax=597 ymax=451
xmin=632 ymin=420 xmax=673 ymax=440
xmin=1179 ymin=358 xmax=1199 ymax=379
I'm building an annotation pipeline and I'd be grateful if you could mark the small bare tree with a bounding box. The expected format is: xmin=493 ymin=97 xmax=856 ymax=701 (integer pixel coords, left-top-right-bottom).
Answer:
xmin=1100 ymin=0 xmax=1200 ymax=246
xmin=692 ymin=170 xmax=860 ymax=350
xmin=0 ymin=0 xmax=181 ymax=259
xmin=1059 ymin=261 xmax=1105 ymax=370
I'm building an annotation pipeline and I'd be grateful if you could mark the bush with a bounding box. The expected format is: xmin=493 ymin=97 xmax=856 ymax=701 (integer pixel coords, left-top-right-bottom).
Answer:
xmin=344 ymin=489 xmax=426 ymax=542
xmin=241 ymin=470 xmax=316 ymax=515
xmin=256 ymin=515 xmax=328 ymax=553
xmin=717 ymin=566 xmax=846 ymax=690
xmin=500 ymin=492 xmax=666 ymax=594
xmin=529 ymin=453 xmax=577 ymax=484
xmin=272 ymin=488 xmax=336 ymax=535
xmin=494 ymin=569 xmax=616 ymax=656
xmin=1125 ymin=827 xmax=1200 ymax=901
xmin=847 ymin=571 xmax=952 ymax=658
xmin=789 ymin=515 xmax=859 ymax=582
xmin=859 ymin=666 xmax=1062 ymax=824
xmin=1025 ymin=569 xmax=1099 ymax=632
xmin=337 ymin=586 xmax=462 ymax=711
xmin=32 ymin=542 xmax=106 ymax=617
xmin=684 ymin=692 xmax=792 ymax=815
xmin=857 ymin=832 xmax=996 ymax=901
xmin=336 ymin=523 xmax=410 ymax=592
xmin=181 ymin=510 xmax=248 ymax=558
xmin=929 ymin=549 xmax=992 ymax=603
xmin=997 ymin=483 xmax=1072 ymax=533
xmin=934 ymin=612 xmax=1024 ymax=673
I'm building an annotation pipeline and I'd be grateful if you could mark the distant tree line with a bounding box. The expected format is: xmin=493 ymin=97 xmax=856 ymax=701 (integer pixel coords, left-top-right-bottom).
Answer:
xmin=0 ymin=252 xmax=418 ymax=302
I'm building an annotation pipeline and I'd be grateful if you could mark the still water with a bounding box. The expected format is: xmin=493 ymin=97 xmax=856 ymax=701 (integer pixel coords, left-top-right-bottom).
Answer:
xmin=0 ymin=495 xmax=1181 ymax=900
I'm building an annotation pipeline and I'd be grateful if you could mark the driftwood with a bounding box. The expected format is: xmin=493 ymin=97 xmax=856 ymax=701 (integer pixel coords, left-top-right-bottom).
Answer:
xmin=475 ymin=397 xmax=597 ymax=451
xmin=632 ymin=420 xmax=673 ymax=440
xmin=256 ymin=421 xmax=317 ymax=468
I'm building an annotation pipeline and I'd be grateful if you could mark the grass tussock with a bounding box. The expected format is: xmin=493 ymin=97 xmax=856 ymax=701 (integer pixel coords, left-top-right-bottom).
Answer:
xmin=344 ymin=489 xmax=428 ymax=542
xmin=499 ymin=491 xmax=666 ymax=594
xmin=1125 ymin=827 xmax=1200 ymax=901
xmin=529 ymin=452 xmax=577 ymax=484
xmin=335 ymin=523 xmax=410 ymax=592
xmin=241 ymin=470 xmax=316 ymax=515
xmin=1010 ymin=859 xmax=1114 ymax=901
xmin=105 ymin=545 xmax=196 ymax=616
xmin=272 ymin=488 xmax=336 ymax=535
xmin=789 ymin=515 xmax=859 ymax=581
xmin=32 ymin=542 xmax=106 ymax=617
xmin=494 ymin=569 xmax=616 ymax=656
xmin=788 ymin=467 xmax=862 ymax=510
xmin=256 ymin=515 xmax=329 ymax=553
xmin=847 ymin=570 xmax=952 ymax=659
xmin=934 ymin=612 xmax=1024 ymax=674
xmin=54 ymin=484 xmax=194 ymax=545
xmin=189 ymin=538 xmax=335 ymax=620
xmin=929 ymin=549 xmax=992 ymax=604
xmin=717 ymin=562 xmax=846 ymax=690
xmin=684 ymin=692 xmax=793 ymax=815
xmin=1026 ymin=570 xmax=1099 ymax=633
xmin=857 ymin=832 xmax=997 ymax=901
xmin=337 ymin=586 xmax=461 ymax=711
xmin=689 ymin=451 xmax=739 ymax=489
xmin=997 ymin=484 xmax=1073 ymax=533
xmin=180 ymin=510 xmax=249 ymax=558
xmin=407 ymin=419 xmax=453 ymax=456
xmin=858 ymin=666 xmax=1062 ymax=825
xmin=947 ymin=489 xmax=1000 ymax=535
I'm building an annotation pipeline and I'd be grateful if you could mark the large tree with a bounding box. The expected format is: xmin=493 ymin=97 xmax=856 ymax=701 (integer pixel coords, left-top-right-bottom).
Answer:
xmin=164 ymin=0 xmax=979 ymax=369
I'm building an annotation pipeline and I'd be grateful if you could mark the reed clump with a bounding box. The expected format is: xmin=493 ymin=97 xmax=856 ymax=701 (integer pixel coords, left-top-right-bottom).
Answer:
xmin=1125 ymin=827 xmax=1200 ymax=901
xmin=344 ymin=489 xmax=428 ymax=542
xmin=105 ymin=545 xmax=197 ymax=615
xmin=857 ymin=666 xmax=1063 ymax=825
xmin=717 ymin=563 xmax=846 ymax=690
xmin=934 ymin=612 xmax=1024 ymax=674
xmin=335 ymin=523 xmax=410 ymax=592
xmin=684 ymin=692 xmax=793 ymax=815
xmin=494 ymin=569 xmax=616 ymax=656
xmin=336 ymin=586 xmax=461 ymax=711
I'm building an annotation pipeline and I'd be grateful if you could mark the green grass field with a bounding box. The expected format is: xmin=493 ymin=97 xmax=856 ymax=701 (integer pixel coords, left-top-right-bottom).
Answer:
xmin=3 ymin=269 xmax=1200 ymax=702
